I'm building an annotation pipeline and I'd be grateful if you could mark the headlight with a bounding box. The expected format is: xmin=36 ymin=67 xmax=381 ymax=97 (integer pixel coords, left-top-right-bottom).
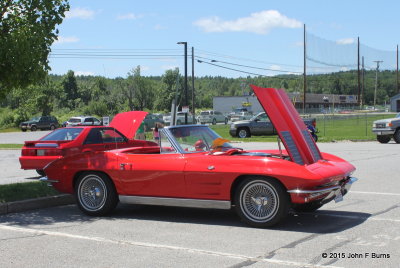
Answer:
xmin=373 ymin=123 xmax=376 ymax=127
xmin=230 ymin=124 xmax=237 ymax=129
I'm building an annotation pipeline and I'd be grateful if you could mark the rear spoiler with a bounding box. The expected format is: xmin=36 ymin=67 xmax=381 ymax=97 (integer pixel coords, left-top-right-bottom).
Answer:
xmin=251 ymin=85 xmax=322 ymax=165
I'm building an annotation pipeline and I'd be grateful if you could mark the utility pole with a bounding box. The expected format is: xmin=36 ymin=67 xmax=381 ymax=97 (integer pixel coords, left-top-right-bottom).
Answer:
xmin=357 ymin=37 xmax=361 ymax=107
xmin=191 ymin=47 xmax=195 ymax=123
xmin=373 ymin=60 xmax=383 ymax=109
xmin=177 ymin=41 xmax=188 ymax=124
xmin=303 ymin=24 xmax=307 ymax=114
xmin=397 ymin=45 xmax=399 ymax=93
xmin=361 ymin=56 xmax=365 ymax=108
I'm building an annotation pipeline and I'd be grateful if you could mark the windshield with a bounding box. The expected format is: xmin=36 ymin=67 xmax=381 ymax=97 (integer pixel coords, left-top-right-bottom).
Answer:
xmin=396 ymin=113 xmax=400 ymax=118
xmin=169 ymin=126 xmax=233 ymax=153
xmin=200 ymin=111 xmax=210 ymax=115
xmin=41 ymin=128 xmax=83 ymax=141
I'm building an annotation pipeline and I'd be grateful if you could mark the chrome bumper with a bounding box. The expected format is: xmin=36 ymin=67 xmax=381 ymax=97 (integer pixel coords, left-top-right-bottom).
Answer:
xmin=39 ymin=176 xmax=59 ymax=184
xmin=288 ymin=177 xmax=358 ymax=204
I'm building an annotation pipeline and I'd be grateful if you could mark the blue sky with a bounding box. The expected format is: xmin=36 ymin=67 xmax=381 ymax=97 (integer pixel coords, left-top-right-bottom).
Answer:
xmin=49 ymin=0 xmax=400 ymax=78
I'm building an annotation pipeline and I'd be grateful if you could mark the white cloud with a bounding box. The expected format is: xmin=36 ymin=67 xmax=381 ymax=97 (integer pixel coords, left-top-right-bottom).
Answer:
xmin=194 ymin=10 xmax=302 ymax=34
xmin=116 ymin=13 xmax=144 ymax=20
xmin=336 ymin=38 xmax=355 ymax=45
xmin=66 ymin=8 xmax=95 ymax=19
xmin=154 ymin=24 xmax=167 ymax=30
xmin=75 ymin=71 xmax=95 ymax=76
xmin=161 ymin=65 xmax=178 ymax=70
xmin=269 ymin=65 xmax=281 ymax=71
xmin=54 ymin=36 xmax=79 ymax=44
xmin=140 ymin=66 xmax=150 ymax=72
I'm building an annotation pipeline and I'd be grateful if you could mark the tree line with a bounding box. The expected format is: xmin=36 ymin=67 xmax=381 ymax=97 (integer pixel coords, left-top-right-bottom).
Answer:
xmin=0 ymin=67 xmax=398 ymax=129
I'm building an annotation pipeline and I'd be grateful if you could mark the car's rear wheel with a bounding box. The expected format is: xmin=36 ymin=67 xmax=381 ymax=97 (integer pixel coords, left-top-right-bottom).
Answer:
xmin=212 ymin=118 xmax=217 ymax=125
xmin=21 ymin=129 xmax=27 ymax=132
xmin=224 ymin=118 xmax=228 ymax=125
xmin=237 ymin=127 xmax=250 ymax=138
xmin=50 ymin=125 xmax=56 ymax=130
xmin=293 ymin=201 xmax=323 ymax=213
xmin=31 ymin=126 xmax=37 ymax=131
xmin=234 ymin=177 xmax=289 ymax=227
xmin=75 ymin=172 xmax=118 ymax=216
xmin=393 ymin=130 xmax=400 ymax=144
xmin=377 ymin=135 xmax=391 ymax=144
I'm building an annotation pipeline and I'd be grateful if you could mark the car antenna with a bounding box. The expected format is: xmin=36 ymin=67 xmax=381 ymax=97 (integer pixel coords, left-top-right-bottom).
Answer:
xmin=277 ymin=136 xmax=283 ymax=159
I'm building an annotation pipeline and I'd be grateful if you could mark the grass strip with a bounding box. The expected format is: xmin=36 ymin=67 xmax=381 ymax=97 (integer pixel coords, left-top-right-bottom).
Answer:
xmin=0 ymin=144 xmax=23 ymax=149
xmin=0 ymin=181 xmax=60 ymax=203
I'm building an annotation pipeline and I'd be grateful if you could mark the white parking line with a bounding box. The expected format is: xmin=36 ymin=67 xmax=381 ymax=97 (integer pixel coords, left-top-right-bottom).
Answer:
xmin=0 ymin=224 xmax=342 ymax=268
xmin=352 ymin=191 xmax=400 ymax=196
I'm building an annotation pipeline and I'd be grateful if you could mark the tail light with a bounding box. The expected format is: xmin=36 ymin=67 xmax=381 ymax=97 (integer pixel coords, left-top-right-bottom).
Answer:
xmin=44 ymin=149 xmax=63 ymax=156
xmin=21 ymin=149 xmax=36 ymax=156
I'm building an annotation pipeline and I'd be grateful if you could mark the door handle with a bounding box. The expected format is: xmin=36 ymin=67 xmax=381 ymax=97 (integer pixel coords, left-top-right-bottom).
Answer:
xmin=120 ymin=163 xmax=132 ymax=170
xmin=208 ymin=165 xmax=215 ymax=170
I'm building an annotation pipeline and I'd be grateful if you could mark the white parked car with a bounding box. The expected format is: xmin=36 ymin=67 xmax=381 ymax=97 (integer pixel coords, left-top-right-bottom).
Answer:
xmin=163 ymin=112 xmax=195 ymax=125
xmin=65 ymin=116 xmax=102 ymax=127
xmin=198 ymin=110 xmax=228 ymax=125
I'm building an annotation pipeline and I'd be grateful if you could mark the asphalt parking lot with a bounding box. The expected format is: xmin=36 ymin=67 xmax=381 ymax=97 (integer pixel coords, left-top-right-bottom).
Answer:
xmin=0 ymin=132 xmax=399 ymax=267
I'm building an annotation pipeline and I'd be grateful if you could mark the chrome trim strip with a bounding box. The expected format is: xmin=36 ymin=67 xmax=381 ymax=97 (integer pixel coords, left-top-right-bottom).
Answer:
xmin=287 ymin=177 xmax=358 ymax=194
xmin=119 ymin=195 xmax=231 ymax=210
xmin=39 ymin=176 xmax=59 ymax=183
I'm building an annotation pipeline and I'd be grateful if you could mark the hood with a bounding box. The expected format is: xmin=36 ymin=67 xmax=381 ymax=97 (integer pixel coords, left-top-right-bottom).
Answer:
xmin=110 ymin=111 xmax=148 ymax=139
xmin=374 ymin=118 xmax=398 ymax=124
xmin=21 ymin=120 xmax=38 ymax=124
xmin=251 ymin=85 xmax=321 ymax=165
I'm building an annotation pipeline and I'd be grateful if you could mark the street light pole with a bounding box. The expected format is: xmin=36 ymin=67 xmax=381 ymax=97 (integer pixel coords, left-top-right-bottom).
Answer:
xmin=177 ymin=41 xmax=188 ymax=124
xmin=373 ymin=60 xmax=383 ymax=109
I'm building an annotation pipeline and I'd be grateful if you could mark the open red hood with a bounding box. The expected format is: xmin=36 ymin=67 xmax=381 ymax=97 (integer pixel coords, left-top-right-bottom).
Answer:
xmin=251 ymin=85 xmax=322 ymax=165
xmin=109 ymin=111 xmax=148 ymax=140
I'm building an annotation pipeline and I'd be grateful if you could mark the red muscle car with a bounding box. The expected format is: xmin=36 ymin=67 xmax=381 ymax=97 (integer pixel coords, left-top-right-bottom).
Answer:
xmin=42 ymin=86 xmax=357 ymax=227
xmin=20 ymin=111 xmax=157 ymax=176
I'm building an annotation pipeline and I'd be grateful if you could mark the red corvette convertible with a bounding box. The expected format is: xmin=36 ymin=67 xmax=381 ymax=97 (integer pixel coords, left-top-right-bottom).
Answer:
xmin=20 ymin=111 xmax=157 ymax=176
xmin=43 ymin=86 xmax=357 ymax=227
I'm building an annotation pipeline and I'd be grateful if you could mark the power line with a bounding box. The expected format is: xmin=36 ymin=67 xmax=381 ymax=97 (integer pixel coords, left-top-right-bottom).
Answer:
xmin=196 ymin=60 xmax=301 ymax=79
xmin=195 ymin=56 xmax=303 ymax=74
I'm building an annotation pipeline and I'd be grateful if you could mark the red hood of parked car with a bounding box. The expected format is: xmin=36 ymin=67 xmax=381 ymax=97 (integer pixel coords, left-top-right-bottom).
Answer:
xmin=109 ymin=111 xmax=148 ymax=139
xmin=251 ymin=85 xmax=322 ymax=165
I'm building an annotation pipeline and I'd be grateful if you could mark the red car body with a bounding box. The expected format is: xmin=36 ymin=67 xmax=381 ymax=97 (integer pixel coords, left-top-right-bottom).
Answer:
xmin=19 ymin=111 xmax=156 ymax=175
xmin=43 ymin=87 xmax=357 ymax=227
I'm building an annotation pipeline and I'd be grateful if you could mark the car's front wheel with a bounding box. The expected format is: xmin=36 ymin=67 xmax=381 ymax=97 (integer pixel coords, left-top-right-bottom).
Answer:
xmin=50 ymin=125 xmax=56 ymax=130
xmin=393 ymin=130 xmax=400 ymax=144
xmin=234 ymin=177 xmax=289 ymax=227
xmin=212 ymin=118 xmax=217 ymax=125
xmin=224 ymin=118 xmax=228 ymax=125
xmin=30 ymin=126 xmax=37 ymax=131
xmin=377 ymin=135 xmax=391 ymax=144
xmin=237 ymin=127 xmax=250 ymax=138
xmin=75 ymin=172 xmax=118 ymax=216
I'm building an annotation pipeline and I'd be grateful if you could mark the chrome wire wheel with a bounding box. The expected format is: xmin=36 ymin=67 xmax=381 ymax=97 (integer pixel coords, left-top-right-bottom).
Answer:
xmin=235 ymin=177 xmax=289 ymax=227
xmin=77 ymin=174 xmax=108 ymax=212
xmin=240 ymin=180 xmax=279 ymax=223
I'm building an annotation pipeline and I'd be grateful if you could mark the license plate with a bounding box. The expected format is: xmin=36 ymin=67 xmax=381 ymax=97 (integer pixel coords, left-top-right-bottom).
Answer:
xmin=334 ymin=190 xmax=343 ymax=203
xmin=37 ymin=150 xmax=45 ymax=156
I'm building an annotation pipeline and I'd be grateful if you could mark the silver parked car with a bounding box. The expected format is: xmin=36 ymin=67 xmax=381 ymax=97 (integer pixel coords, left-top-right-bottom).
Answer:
xmin=65 ymin=116 xmax=102 ymax=127
xmin=198 ymin=110 xmax=228 ymax=125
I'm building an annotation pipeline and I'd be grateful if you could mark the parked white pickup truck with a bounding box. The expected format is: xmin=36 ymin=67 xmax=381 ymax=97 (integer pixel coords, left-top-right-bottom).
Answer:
xmin=372 ymin=113 xmax=400 ymax=143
